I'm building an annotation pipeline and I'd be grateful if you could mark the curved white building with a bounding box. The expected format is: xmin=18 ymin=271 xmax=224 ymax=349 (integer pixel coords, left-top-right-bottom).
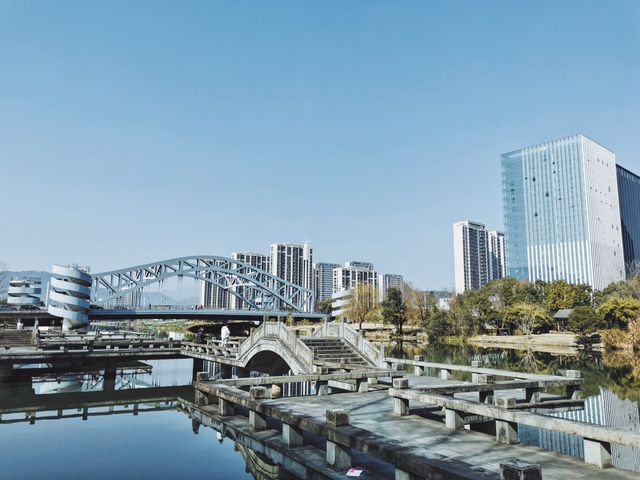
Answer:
xmin=47 ymin=265 xmax=92 ymax=330
xmin=7 ymin=277 xmax=43 ymax=307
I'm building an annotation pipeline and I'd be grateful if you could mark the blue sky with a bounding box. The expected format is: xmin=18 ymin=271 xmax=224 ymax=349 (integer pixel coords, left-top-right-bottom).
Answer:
xmin=1 ymin=0 xmax=639 ymax=289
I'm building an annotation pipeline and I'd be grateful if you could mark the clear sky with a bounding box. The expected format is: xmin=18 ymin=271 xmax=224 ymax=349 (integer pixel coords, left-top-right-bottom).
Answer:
xmin=1 ymin=0 xmax=639 ymax=289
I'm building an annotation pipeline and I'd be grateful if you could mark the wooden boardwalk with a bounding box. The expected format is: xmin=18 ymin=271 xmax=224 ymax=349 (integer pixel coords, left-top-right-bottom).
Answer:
xmin=193 ymin=373 xmax=640 ymax=479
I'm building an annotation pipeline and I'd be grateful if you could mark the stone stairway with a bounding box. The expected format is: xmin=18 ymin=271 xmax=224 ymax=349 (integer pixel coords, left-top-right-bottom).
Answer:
xmin=0 ymin=330 xmax=33 ymax=348
xmin=302 ymin=338 xmax=370 ymax=368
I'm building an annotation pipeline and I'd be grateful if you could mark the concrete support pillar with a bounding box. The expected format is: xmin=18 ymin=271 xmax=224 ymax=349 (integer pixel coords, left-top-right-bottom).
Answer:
xmin=82 ymin=408 xmax=88 ymax=421
xmin=392 ymin=378 xmax=410 ymax=416
xmin=195 ymin=389 xmax=210 ymax=406
xmin=282 ymin=423 xmax=304 ymax=448
xmin=326 ymin=410 xmax=350 ymax=471
xmin=133 ymin=404 xmax=139 ymax=416
xmin=564 ymin=370 xmax=581 ymax=399
xmin=316 ymin=380 xmax=329 ymax=396
xmin=439 ymin=369 xmax=451 ymax=380
xmin=471 ymin=360 xmax=481 ymax=383
xmin=326 ymin=441 xmax=351 ymax=471
xmin=583 ymin=439 xmax=612 ymax=469
xmin=413 ymin=355 xmax=424 ymax=376
xmin=499 ymin=460 xmax=542 ymax=480
xmin=495 ymin=397 xmax=518 ymax=444
xmin=249 ymin=387 xmax=268 ymax=431
xmin=218 ymin=398 xmax=234 ymax=416
xmin=395 ymin=468 xmax=412 ymax=480
xmin=356 ymin=378 xmax=368 ymax=393
xmin=249 ymin=410 xmax=267 ymax=431
xmin=444 ymin=408 xmax=465 ymax=430
xmin=104 ymin=360 xmax=117 ymax=379
xmin=192 ymin=358 xmax=204 ymax=379
xmin=495 ymin=420 xmax=518 ymax=444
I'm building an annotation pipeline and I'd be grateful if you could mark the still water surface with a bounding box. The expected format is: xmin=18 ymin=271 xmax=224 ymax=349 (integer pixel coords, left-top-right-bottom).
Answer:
xmin=2 ymin=344 xmax=640 ymax=478
xmin=0 ymin=359 xmax=253 ymax=480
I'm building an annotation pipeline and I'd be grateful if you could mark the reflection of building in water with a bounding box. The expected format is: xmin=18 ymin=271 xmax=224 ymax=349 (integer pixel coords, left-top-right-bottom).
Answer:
xmin=519 ymin=388 xmax=640 ymax=472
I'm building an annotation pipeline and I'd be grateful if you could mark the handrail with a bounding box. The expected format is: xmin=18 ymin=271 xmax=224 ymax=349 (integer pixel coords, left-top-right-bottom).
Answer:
xmin=311 ymin=321 xmax=385 ymax=367
xmin=385 ymin=357 xmax=581 ymax=383
xmin=391 ymin=388 xmax=640 ymax=449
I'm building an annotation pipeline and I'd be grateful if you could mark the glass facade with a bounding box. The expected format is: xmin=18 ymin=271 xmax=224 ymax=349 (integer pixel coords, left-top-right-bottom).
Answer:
xmin=617 ymin=165 xmax=640 ymax=276
xmin=501 ymin=134 xmax=624 ymax=290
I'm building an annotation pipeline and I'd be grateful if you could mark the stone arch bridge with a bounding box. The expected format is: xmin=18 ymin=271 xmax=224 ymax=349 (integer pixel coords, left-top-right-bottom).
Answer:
xmin=182 ymin=321 xmax=385 ymax=376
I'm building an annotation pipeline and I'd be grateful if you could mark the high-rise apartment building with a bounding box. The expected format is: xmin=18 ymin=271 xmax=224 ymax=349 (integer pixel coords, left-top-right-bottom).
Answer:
xmin=199 ymin=275 xmax=230 ymax=309
xmin=313 ymin=262 xmax=340 ymax=303
xmin=230 ymin=252 xmax=271 ymax=309
xmin=269 ymin=242 xmax=313 ymax=290
xmin=199 ymin=251 xmax=271 ymax=309
xmin=453 ymin=221 xmax=504 ymax=294
xmin=379 ymin=273 xmax=404 ymax=300
xmin=487 ymin=230 xmax=506 ymax=281
xmin=333 ymin=261 xmax=378 ymax=296
xmin=616 ymin=165 xmax=640 ymax=277
xmin=502 ymin=134 xmax=625 ymax=290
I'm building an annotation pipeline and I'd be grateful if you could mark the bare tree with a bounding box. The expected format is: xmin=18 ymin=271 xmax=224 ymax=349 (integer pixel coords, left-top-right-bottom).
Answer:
xmin=347 ymin=283 xmax=379 ymax=331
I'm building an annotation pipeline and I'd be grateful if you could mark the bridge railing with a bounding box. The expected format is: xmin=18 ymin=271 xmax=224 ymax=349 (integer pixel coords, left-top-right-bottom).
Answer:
xmin=311 ymin=321 xmax=385 ymax=367
xmin=181 ymin=339 xmax=240 ymax=358
xmin=240 ymin=321 xmax=314 ymax=368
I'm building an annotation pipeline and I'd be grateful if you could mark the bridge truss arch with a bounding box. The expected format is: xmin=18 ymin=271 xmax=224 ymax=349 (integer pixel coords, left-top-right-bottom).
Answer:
xmin=91 ymin=256 xmax=315 ymax=313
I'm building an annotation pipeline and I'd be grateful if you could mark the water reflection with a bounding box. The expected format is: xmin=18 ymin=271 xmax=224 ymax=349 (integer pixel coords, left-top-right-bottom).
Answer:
xmin=390 ymin=341 xmax=640 ymax=401
xmin=389 ymin=341 xmax=640 ymax=471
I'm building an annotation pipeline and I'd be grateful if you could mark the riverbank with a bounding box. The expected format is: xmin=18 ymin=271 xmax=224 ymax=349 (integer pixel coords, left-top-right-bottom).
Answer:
xmin=468 ymin=333 xmax=580 ymax=355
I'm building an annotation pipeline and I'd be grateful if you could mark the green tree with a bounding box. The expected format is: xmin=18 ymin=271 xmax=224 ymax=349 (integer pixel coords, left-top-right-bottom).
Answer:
xmin=447 ymin=292 xmax=487 ymax=337
xmin=381 ymin=287 xmax=407 ymax=337
xmin=544 ymin=280 xmax=591 ymax=313
xmin=567 ymin=306 xmax=605 ymax=337
xmin=424 ymin=308 xmax=451 ymax=343
xmin=598 ymin=296 xmax=640 ymax=328
xmin=346 ymin=283 xmax=379 ymax=331
xmin=482 ymin=278 xmax=545 ymax=319
xmin=502 ymin=302 xmax=553 ymax=336
xmin=595 ymin=277 xmax=640 ymax=305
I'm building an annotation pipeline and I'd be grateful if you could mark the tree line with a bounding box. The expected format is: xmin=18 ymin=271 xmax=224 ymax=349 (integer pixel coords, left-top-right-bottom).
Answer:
xmin=328 ymin=276 xmax=640 ymax=344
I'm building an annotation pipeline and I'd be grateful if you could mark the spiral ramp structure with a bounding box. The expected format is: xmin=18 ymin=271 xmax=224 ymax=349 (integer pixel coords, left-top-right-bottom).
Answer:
xmin=7 ymin=278 xmax=43 ymax=306
xmin=47 ymin=265 xmax=92 ymax=330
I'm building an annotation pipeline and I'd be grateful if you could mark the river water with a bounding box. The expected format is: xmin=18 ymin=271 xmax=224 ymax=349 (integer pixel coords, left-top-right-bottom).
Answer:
xmin=0 ymin=359 xmax=253 ymax=480
xmin=1 ymin=345 xmax=640 ymax=478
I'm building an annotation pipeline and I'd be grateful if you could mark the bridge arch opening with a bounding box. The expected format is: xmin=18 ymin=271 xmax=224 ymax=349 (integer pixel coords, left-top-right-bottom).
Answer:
xmin=245 ymin=351 xmax=293 ymax=376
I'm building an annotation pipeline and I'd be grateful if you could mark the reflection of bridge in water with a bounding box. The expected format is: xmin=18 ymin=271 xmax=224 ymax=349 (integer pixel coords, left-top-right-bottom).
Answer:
xmin=4 ymin=351 xmax=640 ymax=479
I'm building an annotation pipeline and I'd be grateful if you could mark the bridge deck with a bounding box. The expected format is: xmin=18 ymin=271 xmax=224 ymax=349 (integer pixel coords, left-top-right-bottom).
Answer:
xmin=199 ymin=375 xmax=638 ymax=479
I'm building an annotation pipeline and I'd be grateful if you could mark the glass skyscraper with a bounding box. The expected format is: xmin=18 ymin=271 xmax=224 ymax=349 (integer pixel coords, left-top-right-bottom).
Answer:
xmin=501 ymin=134 xmax=625 ymax=290
xmin=617 ymin=165 xmax=640 ymax=276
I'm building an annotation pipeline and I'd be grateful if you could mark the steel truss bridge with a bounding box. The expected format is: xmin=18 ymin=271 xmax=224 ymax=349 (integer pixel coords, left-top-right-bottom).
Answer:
xmin=91 ymin=255 xmax=315 ymax=314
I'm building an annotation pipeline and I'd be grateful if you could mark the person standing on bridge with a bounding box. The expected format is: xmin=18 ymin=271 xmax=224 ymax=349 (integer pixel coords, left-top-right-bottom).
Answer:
xmin=220 ymin=323 xmax=230 ymax=347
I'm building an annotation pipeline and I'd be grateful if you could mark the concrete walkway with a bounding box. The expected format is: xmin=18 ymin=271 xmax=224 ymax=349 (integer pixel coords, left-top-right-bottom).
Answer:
xmin=268 ymin=376 xmax=639 ymax=479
